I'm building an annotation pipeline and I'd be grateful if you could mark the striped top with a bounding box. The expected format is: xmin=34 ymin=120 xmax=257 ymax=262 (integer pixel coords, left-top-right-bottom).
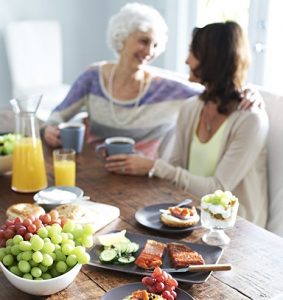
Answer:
xmin=47 ymin=62 xmax=203 ymax=157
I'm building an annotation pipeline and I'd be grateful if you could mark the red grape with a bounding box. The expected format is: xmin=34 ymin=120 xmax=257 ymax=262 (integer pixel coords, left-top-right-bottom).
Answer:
xmin=156 ymin=282 xmax=165 ymax=293
xmin=16 ymin=226 xmax=27 ymax=237
xmin=155 ymin=274 xmax=165 ymax=282
xmin=14 ymin=217 xmax=22 ymax=224
xmin=4 ymin=229 xmax=14 ymax=239
xmin=0 ymin=229 xmax=4 ymax=239
xmin=167 ymin=278 xmax=178 ymax=288
xmin=0 ymin=238 xmax=6 ymax=247
xmin=27 ymin=224 xmax=37 ymax=233
xmin=171 ymin=290 xmax=177 ymax=298
xmin=23 ymin=218 xmax=32 ymax=227
xmin=24 ymin=232 xmax=33 ymax=241
xmin=162 ymin=291 xmax=171 ymax=299
xmin=33 ymin=219 xmax=43 ymax=229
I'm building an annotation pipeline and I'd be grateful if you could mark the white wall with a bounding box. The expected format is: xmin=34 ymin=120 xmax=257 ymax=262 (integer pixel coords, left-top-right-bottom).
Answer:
xmin=0 ymin=0 xmax=182 ymax=109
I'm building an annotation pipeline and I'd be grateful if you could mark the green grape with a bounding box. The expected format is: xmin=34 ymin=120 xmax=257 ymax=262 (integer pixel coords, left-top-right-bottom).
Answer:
xmin=75 ymin=237 xmax=82 ymax=245
xmin=77 ymin=252 xmax=90 ymax=264
xmin=32 ymin=251 xmax=43 ymax=263
xmin=22 ymin=251 xmax=32 ymax=261
xmin=61 ymin=232 xmax=69 ymax=243
xmin=10 ymin=265 xmax=22 ymax=276
xmin=17 ymin=252 xmax=23 ymax=261
xmin=54 ymin=249 xmax=66 ymax=261
xmin=5 ymin=246 xmax=12 ymax=254
xmin=41 ymin=242 xmax=55 ymax=254
xmin=51 ymin=233 xmax=62 ymax=244
xmin=66 ymin=254 xmax=77 ymax=267
xmin=72 ymin=246 xmax=85 ymax=257
xmin=39 ymin=264 xmax=48 ymax=273
xmin=35 ymin=277 xmax=43 ymax=280
xmin=31 ymin=267 xmax=42 ymax=278
xmin=23 ymin=273 xmax=33 ymax=280
xmin=63 ymin=220 xmax=75 ymax=233
xmin=19 ymin=241 xmax=32 ymax=251
xmin=50 ymin=266 xmax=60 ymax=278
xmin=48 ymin=224 xmax=62 ymax=236
xmin=43 ymin=237 xmax=51 ymax=243
xmin=81 ymin=235 xmax=93 ymax=248
xmin=11 ymin=245 xmax=21 ymax=256
xmin=83 ymin=224 xmax=95 ymax=235
xmin=30 ymin=235 xmax=44 ymax=251
xmin=67 ymin=233 xmax=74 ymax=240
xmin=29 ymin=260 xmax=39 ymax=267
xmin=18 ymin=260 xmax=31 ymax=273
xmin=6 ymin=238 xmax=14 ymax=247
xmin=0 ymin=248 xmax=6 ymax=261
xmin=37 ymin=227 xmax=48 ymax=238
xmin=50 ymin=252 xmax=56 ymax=261
xmin=54 ymin=244 xmax=61 ymax=250
xmin=13 ymin=235 xmax=23 ymax=245
xmin=56 ymin=261 xmax=67 ymax=273
xmin=62 ymin=243 xmax=74 ymax=256
xmin=62 ymin=239 xmax=75 ymax=247
xmin=3 ymin=254 xmax=14 ymax=266
xmin=42 ymin=273 xmax=52 ymax=280
xmin=42 ymin=253 xmax=53 ymax=267
xmin=72 ymin=224 xmax=83 ymax=239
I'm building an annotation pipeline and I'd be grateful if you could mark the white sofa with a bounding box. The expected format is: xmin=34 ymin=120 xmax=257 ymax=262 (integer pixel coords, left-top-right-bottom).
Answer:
xmin=259 ymin=88 xmax=283 ymax=237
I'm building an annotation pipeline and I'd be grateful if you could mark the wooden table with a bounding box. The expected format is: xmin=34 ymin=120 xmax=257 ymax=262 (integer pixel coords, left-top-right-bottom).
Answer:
xmin=1 ymin=144 xmax=283 ymax=300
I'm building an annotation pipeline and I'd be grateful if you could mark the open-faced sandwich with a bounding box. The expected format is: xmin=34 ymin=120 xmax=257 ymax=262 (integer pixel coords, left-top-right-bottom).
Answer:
xmin=160 ymin=205 xmax=199 ymax=228
xmin=123 ymin=290 xmax=166 ymax=300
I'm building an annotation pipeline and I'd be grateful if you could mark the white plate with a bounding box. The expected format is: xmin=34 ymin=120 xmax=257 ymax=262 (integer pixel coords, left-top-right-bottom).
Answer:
xmin=73 ymin=201 xmax=120 ymax=231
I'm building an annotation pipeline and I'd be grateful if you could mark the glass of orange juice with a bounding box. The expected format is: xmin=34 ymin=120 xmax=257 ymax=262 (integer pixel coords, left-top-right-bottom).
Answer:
xmin=53 ymin=149 xmax=76 ymax=186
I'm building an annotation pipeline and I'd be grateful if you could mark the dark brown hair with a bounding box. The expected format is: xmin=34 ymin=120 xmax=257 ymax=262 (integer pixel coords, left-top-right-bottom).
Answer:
xmin=190 ymin=21 xmax=251 ymax=114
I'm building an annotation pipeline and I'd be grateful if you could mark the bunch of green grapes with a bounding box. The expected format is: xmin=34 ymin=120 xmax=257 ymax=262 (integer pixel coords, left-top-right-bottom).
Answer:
xmin=0 ymin=133 xmax=17 ymax=155
xmin=0 ymin=220 xmax=95 ymax=280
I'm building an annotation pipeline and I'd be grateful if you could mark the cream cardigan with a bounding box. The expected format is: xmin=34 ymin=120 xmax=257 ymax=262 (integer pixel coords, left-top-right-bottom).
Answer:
xmin=154 ymin=96 xmax=269 ymax=227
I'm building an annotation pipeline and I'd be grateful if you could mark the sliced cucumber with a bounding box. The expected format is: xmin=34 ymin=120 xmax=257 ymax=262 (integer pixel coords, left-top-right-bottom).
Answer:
xmin=117 ymin=256 xmax=136 ymax=264
xmin=99 ymin=249 xmax=117 ymax=263
xmin=126 ymin=242 xmax=139 ymax=253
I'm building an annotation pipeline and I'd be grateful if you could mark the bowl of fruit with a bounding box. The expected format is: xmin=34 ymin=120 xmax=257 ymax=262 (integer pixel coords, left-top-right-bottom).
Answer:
xmin=0 ymin=133 xmax=16 ymax=175
xmin=0 ymin=210 xmax=94 ymax=296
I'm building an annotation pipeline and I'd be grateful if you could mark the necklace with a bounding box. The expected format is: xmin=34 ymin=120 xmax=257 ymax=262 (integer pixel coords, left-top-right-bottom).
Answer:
xmin=108 ymin=64 xmax=145 ymax=126
xmin=206 ymin=121 xmax=212 ymax=133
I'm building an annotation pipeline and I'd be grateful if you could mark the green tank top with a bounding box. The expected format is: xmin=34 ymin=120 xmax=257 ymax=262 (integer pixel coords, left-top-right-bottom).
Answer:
xmin=188 ymin=121 xmax=227 ymax=176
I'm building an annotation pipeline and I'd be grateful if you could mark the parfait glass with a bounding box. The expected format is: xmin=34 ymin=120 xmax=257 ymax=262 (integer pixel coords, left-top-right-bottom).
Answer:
xmin=201 ymin=196 xmax=239 ymax=246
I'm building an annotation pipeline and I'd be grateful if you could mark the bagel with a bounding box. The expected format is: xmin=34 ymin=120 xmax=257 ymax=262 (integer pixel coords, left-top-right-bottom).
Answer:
xmin=6 ymin=203 xmax=45 ymax=220
xmin=160 ymin=206 xmax=199 ymax=228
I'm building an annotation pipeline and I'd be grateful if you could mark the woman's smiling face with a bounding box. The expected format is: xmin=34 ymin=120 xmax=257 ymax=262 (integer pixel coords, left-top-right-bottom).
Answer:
xmin=119 ymin=30 xmax=158 ymax=68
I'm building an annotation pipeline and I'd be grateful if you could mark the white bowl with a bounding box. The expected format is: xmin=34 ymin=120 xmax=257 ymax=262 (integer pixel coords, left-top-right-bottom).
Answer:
xmin=0 ymin=154 xmax=12 ymax=175
xmin=0 ymin=262 xmax=81 ymax=296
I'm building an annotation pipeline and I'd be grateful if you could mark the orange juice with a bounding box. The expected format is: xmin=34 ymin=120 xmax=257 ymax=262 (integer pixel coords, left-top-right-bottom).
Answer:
xmin=12 ymin=137 xmax=47 ymax=192
xmin=54 ymin=160 xmax=76 ymax=186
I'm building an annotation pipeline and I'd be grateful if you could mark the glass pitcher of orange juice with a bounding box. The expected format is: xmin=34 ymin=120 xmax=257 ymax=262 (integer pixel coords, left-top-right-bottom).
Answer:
xmin=10 ymin=95 xmax=47 ymax=192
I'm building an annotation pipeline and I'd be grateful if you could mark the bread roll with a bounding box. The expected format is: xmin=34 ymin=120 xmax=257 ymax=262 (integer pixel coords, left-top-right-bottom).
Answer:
xmin=6 ymin=203 xmax=45 ymax=220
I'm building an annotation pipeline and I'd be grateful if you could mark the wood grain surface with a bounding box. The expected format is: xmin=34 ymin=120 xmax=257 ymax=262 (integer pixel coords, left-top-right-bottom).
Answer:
xmin=0 ymin=143 xmax=283 ymax=299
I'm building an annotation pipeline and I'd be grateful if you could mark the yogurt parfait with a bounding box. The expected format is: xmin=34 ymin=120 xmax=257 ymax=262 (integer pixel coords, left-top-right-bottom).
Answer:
xmin=201 ymin=190 xmax=239 ymax=246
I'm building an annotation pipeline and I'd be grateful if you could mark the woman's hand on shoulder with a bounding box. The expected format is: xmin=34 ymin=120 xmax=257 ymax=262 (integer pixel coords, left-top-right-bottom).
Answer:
xmin=105 ymin=154 xmax=154 ymax=176
xmin=238 ymin=86 xmax=265 ymax=111
xmin=43 ymin=125 xmax=61 ymax=147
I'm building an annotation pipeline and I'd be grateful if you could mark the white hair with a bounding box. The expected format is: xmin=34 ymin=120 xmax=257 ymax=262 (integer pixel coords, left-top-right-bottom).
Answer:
xmin=107 ymin=2 xmax=168 ymax=57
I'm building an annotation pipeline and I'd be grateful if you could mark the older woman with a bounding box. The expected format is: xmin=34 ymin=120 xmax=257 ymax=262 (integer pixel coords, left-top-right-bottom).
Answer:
xmin=43 ymin=3 xmax=202 ymax=158
xmin=43 ymin=3 xmax=259 ymax=158
xmin=106 ymin=21 xmax=269 ymax=228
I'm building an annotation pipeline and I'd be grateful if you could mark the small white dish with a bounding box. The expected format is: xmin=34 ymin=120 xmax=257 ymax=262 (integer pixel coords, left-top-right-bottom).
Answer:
xmin=0 ymin=262 xmax=81 ymax=296
xmin=34 ymin=186 xmax=84 ymax=210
